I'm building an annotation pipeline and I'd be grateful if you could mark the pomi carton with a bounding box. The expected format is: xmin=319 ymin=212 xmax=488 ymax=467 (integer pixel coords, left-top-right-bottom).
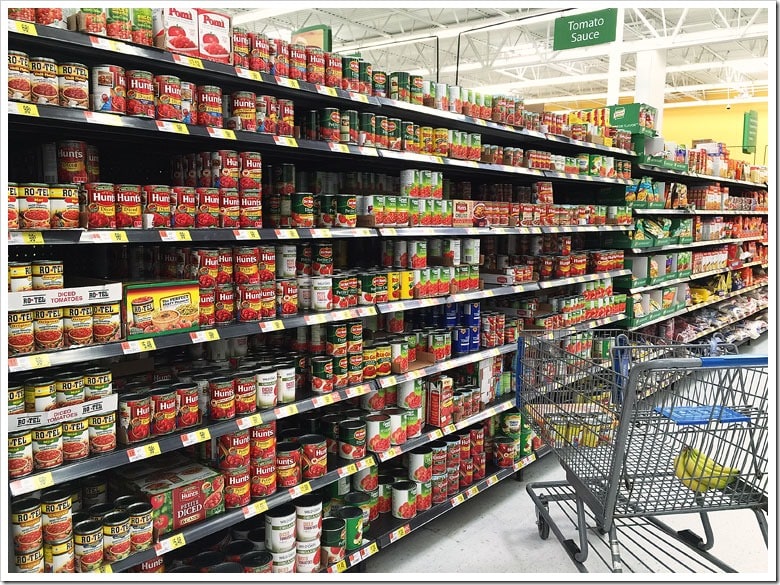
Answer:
xmin=196 ymin=9 xmax=232 ymax=64
xmin=153 ymin=7 xmax=199 ymax=57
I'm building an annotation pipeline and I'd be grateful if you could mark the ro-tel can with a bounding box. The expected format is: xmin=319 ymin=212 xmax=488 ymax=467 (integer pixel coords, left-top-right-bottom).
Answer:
xmin=33 ymin=307 xmax=63 ymax=351
xmin=41 ymin=487 xmax=72 ymax=545
xmin=127 ymin=502 xmax=153 ymax=553
xmin=43 ymin=532 xmax=74 ymax=573
xmin=29 ymin=260 xmax=62 ymax=293
xmin=29 ymin=56 xmax=58 ymax=106
xmin=117 ymin=392 xmax=150 ymax=445
xmin=56 ymin=61 xmax=89 ymax=109
xmin=12 ymin=498 xmax=43 ymax=556
xmin=88 ymin=411 xmax=116 ymax=454
xmin=91 ymin=64 xmax=126 ymax=113
xmin=151 ymin=74 xmax=182 ymax=121
xmin=62 ymin=417 xmax=89 ymax=462
xmin=288 ymin=43 xmax=307 ymax=81
xmin=231 ymin=91 xmax=257 ymax=132
xmin=9 ymin=429 xmax=34 ymax=479
xmin=18 ymin=183 xmax=50 ymax=229
xmin=124 ymin=69 xmax=155 ymax=118
xmin=338 ymin=419 xmax=367 ymax=460
xmin=231 ymin=370 xmax=257 ymax=416
xmin=102 ymin=510 xmax=131 ymax=563
xmin=196 ymin=85 xmax=222 ymax=127
xmin=387 ymin=117 xmax=402 ymax=151
xmin=391 ymin=480 xmax=417 ymax=520
xmin=8 ymin=183 xmax=20 ymax=230
xmin=291 ymin=192 xmax=315 ymax=227
xmin=15 ymin=545 xmax=44 ymax=574
xmin=276 ymin=442 xmax=302 ymax=489
xmin=24 ymin=376 xmax=55 ymax=413
xmin=209 ymin=376 xmax=235 ymax=420
xmin=8 ymin=50 xmax=31 ymax=103
xmin=9 ymin=382 xmax=25 ymax=415
xmin=73 ymin=519 xmax=103 ymax=573
xmin=249 ymin=32 xmax=270 ymax=72
xmin=299 ymin=434 xmax=328 ymax=480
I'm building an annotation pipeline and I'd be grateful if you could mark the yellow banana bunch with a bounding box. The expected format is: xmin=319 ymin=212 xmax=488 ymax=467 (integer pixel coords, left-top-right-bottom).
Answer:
xmin=673 ymin=446 xmax=740 ymax=492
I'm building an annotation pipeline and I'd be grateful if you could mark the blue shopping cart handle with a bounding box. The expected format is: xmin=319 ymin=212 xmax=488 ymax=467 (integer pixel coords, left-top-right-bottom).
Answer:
xmin=699 ymin=355 xmax=768 ymax=368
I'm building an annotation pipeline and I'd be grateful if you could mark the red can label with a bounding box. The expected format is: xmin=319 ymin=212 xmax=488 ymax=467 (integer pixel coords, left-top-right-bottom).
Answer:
xmin=237 ymin=284 xmax=262 ymax=322
xmin=171 ymin=186 xmax=195 ymax=228
xmin=250 ymin=458 xmax=276 ymax=498
xmin=196 ymin=85 xmax=222 ymax=127
xmin=215 ymin=285 xmax=235 ymax=324
xmin=232 ymin=29 xmax=250 ymax=68
xmin=257 ymin=95 xmax=277 ymax=135
xmin=199 ymin=287 xmax=215 ymax=327
xmin=260 ymin=283 xmax=276 ymax=319
xmin=114 ymin=184 xmax=142 ymax=229
xmin=57 ymin=141 xmax=88 ymax=184
xmin=325 ymin=53 xmax=342 ymax=88
xmin=239 ymin=190 xmax=263 ymax=228
xmin=234 ymin=247 xmax=260 ymax=284
xmin=209 ymin=379 xmax=235 ymax=419
xmin=195 ymin=187 xmax=220 ymax=228
xmin=153 ymin=74 xmax=182 ymax=121
xmin=175 ymin=384 xmax=200 ymax=428
xmin=224 ymin=466 xmax=251 ymax=508
xmin=276 ymin=447 xmax=301 ymax=488
xmin=119 ymin=395 xmax=151 ymax=445
xmin=150 ymin=391 xmax=177 ymax=436
xmin=125 ymin=70 xmax=155 ymax=118
xmin=212 ymin=150 xmax=239 ymax=190
xmin=232 ymin=91 xmax=257 ymax=132
xmin=238 ymin=151 xmax=262 ymax=191
xmin=233 ymin=373 xmax=257 ymax=414
xmin=306 ymin=47 xmax=325 ymax=85
xmin=276 ymin=279 xmax=298 ymax=318
xmin=249 ymin=33 xmax=270 ymax=72
xmin=142 ymin=184 xmax=171 ymax=228
xmin=301 ymin=439 xmax=327 ymax=479
xmin=250 ymin=422 xmax=276 ymax=460
xmin=219 ymin=430 xmax=250 ymax=470
xmin=277 ymin=99 xmax=294 ymax=137
xmin=84 ymin=182 xmax=116 ymax=229
xmin=219 ymin=189 xmax=240 ymax=228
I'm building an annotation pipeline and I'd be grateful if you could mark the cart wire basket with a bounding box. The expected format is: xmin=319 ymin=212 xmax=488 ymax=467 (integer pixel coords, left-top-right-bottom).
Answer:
xmin=517 ymin=329 xmax=768 ymax=573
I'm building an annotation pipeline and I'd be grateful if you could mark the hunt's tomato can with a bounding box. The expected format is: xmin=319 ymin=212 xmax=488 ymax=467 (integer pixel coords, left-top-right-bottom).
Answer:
xmin=232 ymin=27 xmax=251 ymax=69
xmin=219 ymin=430 xmax=251 ymax=470
xmin=215 ymin=284 xmax=235 ymax=325
xmin=171 ymin=186 xmax=196 ymax=228
xmin=233 ymin=370 xmax=257 ymax=414
xmin=199 ymin=287 xmax=215 ymax=327
xmin=172 ymin=382 xmax=200 ymax=428
xmin=209 ymin=376 xmax=235 ymax=420
xmin=153 ymin=74 xmax=182 ymax=121
xmin=197 ymin=85 xmax=223 ymax=127
xmin=224 ymin=466 xmax=251 ymax=509
xmin=231 ymin=91 xmax=257 ymax=132
xmin=276 ymin=279 xmax=298 ymax=318
xmin=114 ymin=184 xmax=142 ymax=229
xmin=250 ymin=458 xmax=277 ymax=498
xmin=271 ymin=38 xmax=289 ymax=77
xmin=299 ymin=434 xmax=328 ymax=479
xmin=83 ymin=182 xmax=116 ymax=229
xmin=289 ymin=43 xmax=306 ymax=81
xmin=278 ymin=99 xmax=294 ymax=137
xmin=250 ymin=420 xmax=276 ymax=459
xmin=238 ymin=151 xmax=262 ymax=191
xmin=212 ymin=149 xmax=240 ymax=189
xmin=141 ymin=184 xmax=172 ymax=228
xmin=125 ymin=70 xmax=154 ymax=118
xmin=306 ymin=45 xmax=325 ymax=85
xmin=149 ymin=388 xmax=177 ymax=437
xmin=276 ymin=441 xmax=302 ymax=488
xmin=118 ymin=393 xmax=151 ymax=445
xmin=249 ymin=32 xmax=270 ymax=72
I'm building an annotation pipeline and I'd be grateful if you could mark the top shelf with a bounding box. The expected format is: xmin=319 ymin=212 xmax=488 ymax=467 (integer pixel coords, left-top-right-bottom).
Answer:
xmin=632 ymin=208 xmax=768 ymax=216
xmin=8 ymin=24 xmax=635 ymax=158
xmin=635 ymin=164 xmax=768 ymax=190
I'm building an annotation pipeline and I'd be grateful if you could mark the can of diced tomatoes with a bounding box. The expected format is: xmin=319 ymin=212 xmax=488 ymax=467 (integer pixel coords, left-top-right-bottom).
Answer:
xmin=153 ymin=74 xmax=181 ymax=121
xmin=232 ymin=370 xmax=257 ymax=414
xmin=305 ymin=45 xmax=325 ymax=85
xmin=276 ymin=441 xmax=302 ymax=488
xmin=338 ymin=419 xmax=366 ymax=460
xmin=231 ymin=91 xmax=257 ymax=132
xmin=88 ymin=412 xmax=116 ymax=454
xmin=83 ymin=182 xmax=116 ymax=229
xmin=391 ymin=481 xmax=416 ymax=519
xmin=250 ymin=458 xmax=277 ymax=498
xmin=125 ymin=70 xmax=154 ymax=118
xmin=209 ymin=376 xmax=235 ymax=420
xmin=224 ymin=466 xmax=251 ymax=509
xmin=215 ymin=284 xmax=235 ymax=325
xmin=196 ymin=85 xmax=222 ymax=127
xmin=114 ymin=184 xmax=142 ymax=229
xmin=117 ymin=393 xmax=150 ymax=445
xmin=249 ymin=32 xmax=270 ymax=72
xmin=299 ymin=434 xmax=328 ymax=480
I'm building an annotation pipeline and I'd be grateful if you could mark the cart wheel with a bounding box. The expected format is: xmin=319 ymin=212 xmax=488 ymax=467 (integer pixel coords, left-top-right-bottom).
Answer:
xmin=536 ymin=506 xmax=550 ymax=540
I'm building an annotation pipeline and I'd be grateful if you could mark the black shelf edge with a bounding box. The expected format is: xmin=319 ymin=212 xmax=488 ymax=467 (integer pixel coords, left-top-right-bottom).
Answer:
xmin=620 ymin=261 xmax=764 ymax=294
xmin=629 ymin=236 xmax=765 ymax=254
xmin=8 ymin=381 xmax=376 ymax=497
xmin=108 ymin=453 xmax=378 ymax=572
xmin=8 ymin=306 xmax=378 ymax=373
xmin=632 ymin=208 xmax=769 ymax=217
xmin=636 ymin=164 xmax=768 ymax=190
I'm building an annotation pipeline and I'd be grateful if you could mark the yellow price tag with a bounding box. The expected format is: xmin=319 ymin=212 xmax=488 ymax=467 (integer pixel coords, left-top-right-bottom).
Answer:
xmin=204 ymin=330 xmax=220 ymax=342
xmin=233 ymin=229 xmax=260 ymax=240
xmin=168 ymin=533 xmax=186 ymax=550
xmin=96 ymin=564 xmax=112 ymax=574
xmin=322 ymin=393 xmax=336 ymax=405
xmin=156 ymin=121 xmax=190 ymax=134
xmin=139 ymin=339 xmax=157 ymax=352
xmin=144 ymin=442 xmax=161 ymax=457
xmin=286 ymin=404 xmax=299 ymax=416
xmin=260 ymin=320 xmax=284 ymax=332
xmin=236 ymin=67 xmax=262 ymax=82
xmin=368 ymin=542 xmax=379 ymax=556
xmin=207 ymin=127 xmax=237 ymax=140
xmin=252 ymin=500 xmax=269 ymax=515
xmin=11 ymin=102 xmax=39 ymax=117
xmin=298 ymin=482 xmax=312 ymax=495
xmin=108 ymin=231 xmax=128 ymax=243
xmin=329 ymin=143 xmax=350 ymax=154
xmin=28 ymin=354 xmax=51 ymax=369
xmin=346 ymin=464 xmax=358 ymax=475
xmin=273 ymin=136 xmax=298 ymax=148
xmin=185 ymin=57 xmax=204 ymax=69
xmin=316 ymin=85 xmax=338 ymax=97
xmin=335 ymin=560 xmax=347 ymax=573
xmin=181 ymin=429 xmax=210 ymax=446
xmin=13 ymin=21 xmax=38 ymax=35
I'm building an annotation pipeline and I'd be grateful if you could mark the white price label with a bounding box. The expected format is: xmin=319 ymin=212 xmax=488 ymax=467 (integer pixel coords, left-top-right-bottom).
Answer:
xmin=315 ymin=84 xmax=338 ymax=96
xmin=189 ymin=330 xmax=220 ymax=343
xmin=206 ymin=127 xmax=236 ymax=140
xmin=181 ymin=428 xmax=211 ymax=446
xmin=127 ymin=442 xmax=161 ymax=462
xmin=121 ymin=339 xmax=157 ymax=354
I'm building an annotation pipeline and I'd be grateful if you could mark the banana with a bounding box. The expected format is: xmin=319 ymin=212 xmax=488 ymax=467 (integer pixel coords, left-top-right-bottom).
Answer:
xmin=674 ymin=446 xmax=740 ymax=492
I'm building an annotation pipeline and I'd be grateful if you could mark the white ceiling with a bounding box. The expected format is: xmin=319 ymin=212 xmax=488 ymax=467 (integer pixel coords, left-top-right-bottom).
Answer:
xmin=216 ymin=4 xmax=771 ymax=110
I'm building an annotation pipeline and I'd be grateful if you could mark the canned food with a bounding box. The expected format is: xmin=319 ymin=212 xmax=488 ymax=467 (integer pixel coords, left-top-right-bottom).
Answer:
xmin=8 ymin=50 xmax=32 ymax=102
xmin=83 ymin=367 xmax=112 ymax=400
xmin=118 ymin=393 xmax=151 ymax=445
xmin=231 ymin=91 xmax=256 ymax=131
xmin=91 ymin=64 xmax=126 ymax=113
xmin=391 ymin=481 xmax=417 ymax=519
xmin=32 ymin=424 xmax=63 ymax=471
xmin=224 ymin=466 xmax=251 ymax=509
xmin=209 ymin=376 xmax=235 ymax=420
xmin=276 ymin=442 xmax=302 ymax=488
xmin=41 ymin=488 xmax=72 ymax=543
xmin=29 ymin=56 xmax=58 ymax=105
xmin=9 ymin=429 xmax=34 ymax=479
xmin=299 ymin=434 xmax=328 ymax=479
xmin=73 ymin=519 xmax=103 ymax=573
xmin=61 ymin=417 xmax=90 ymax=462
xmin=43 ymin=534 xmax=75 ymax=573
xmin=102 ymin=510 xmax=131 ymax=563
xmin=88 ymin=411 xmax=116 ymax=454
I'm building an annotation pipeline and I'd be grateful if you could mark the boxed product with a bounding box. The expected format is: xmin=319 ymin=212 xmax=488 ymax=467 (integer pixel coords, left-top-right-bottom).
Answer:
xmin=451 ymin=200 xmax=474 ymax=227
xmin=426 ymin=376 xmax=453 ymax=428
xmin=153 ymin=7 xmax=199 ymax=57
xmin=196 ymin=9 xmax=232 ymax=64
xmin=115 ymin=456 xmax=225 ymax=541
xmin=123 ymin=280 xmax=200 ymax=340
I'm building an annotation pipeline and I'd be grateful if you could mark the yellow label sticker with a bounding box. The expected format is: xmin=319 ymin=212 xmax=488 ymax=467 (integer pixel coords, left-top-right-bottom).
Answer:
xmin=259 ymin=320 xmax=284 ymax=332
xmin=329 ymin=143 xmax=350 ymax=154
xmin=96 ymin=564 xmax=112 ymax=574
xmin=322 ymin=393 xmax=336 ymax=405
xmin=345 ymin=464 xmax=358 ymax=475
xmin=233 ymin=229 xmax=260 ymax=240
xmin=20 ymin=231 xmax=44 ymax=245
xmin=156 ymin=121 xmax=189 ymax=134
xmin=21 ymin=354 xmax=52 ymax=370
xmin=181 ymin=429 xmax=210 ymax=447
xmin=349 ymin=92 xmax=369 ymax=103
xmin=298 ymin=482 xmax=312 ymax=494
xmin=368 ymin=542 xmax=379 ymax=556
xmin=253 ymin=500 xmax=269 ymax=515
xmin=13 ymin=20 xmax=38 ymax=35
xmin=273 ymin=136 xmax=298 ymax=148
xmin=316 ymin=85 xmax=338 ymax=97
xmin=207 ymin=127 xmax=236 ymax=140
xmin=168 ymin=533 xmax=186 ymax=550
xmin=335 ymin=560 xmax=347 ymax=572
xmin=121 ymin=338 xmax=157 ymax=354
xmin=10 ymin=102 xmax=40 ymax=117
xmin=144 ymin=442 xmax=161 ymax=457
xmin=33 ymin=472 xmax=54 ymax=490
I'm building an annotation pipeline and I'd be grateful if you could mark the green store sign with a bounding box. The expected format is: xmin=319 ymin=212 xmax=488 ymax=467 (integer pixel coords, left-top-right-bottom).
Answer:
xmin=553 ymin=9 xmax=618 ymax=51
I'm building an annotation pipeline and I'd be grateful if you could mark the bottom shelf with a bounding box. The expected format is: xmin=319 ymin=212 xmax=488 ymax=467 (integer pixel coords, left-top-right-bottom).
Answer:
xmin=324 ymin=451 xmax=545 ymax=573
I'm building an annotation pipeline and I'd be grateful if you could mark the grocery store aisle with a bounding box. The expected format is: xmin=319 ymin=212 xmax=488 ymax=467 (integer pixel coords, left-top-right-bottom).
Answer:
xmin=366 ymin=334 xmax=772 ymax=575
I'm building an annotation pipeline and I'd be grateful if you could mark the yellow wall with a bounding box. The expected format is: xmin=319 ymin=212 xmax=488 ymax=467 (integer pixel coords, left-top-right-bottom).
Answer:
xmin=661 ymin=103 xmax=769 ymax=166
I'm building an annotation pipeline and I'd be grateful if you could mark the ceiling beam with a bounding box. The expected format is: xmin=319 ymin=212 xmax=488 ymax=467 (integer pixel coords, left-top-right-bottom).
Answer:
xmin=232 ymin=8 xmax=303 ymax=25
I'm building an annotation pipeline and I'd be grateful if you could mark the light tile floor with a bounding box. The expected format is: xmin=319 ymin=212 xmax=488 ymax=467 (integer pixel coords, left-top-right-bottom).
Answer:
xmin=365 ymin=333 xmax=772 ymax=576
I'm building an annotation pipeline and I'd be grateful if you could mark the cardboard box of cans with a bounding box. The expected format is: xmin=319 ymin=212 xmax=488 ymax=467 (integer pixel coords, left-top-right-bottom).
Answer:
xmin=123 ymin=280 xmax=200 ymax=340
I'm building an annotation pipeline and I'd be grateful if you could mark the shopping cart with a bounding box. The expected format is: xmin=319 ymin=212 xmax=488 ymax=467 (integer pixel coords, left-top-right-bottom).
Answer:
xmin=517 ymin=329 xmax=768 ymax=573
